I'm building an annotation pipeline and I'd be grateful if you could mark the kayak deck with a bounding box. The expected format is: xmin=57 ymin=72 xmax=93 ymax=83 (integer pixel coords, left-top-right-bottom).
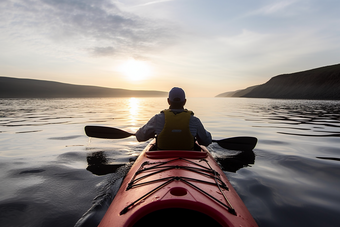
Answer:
xmin=98 ymin=140 xmax=258 ymax=227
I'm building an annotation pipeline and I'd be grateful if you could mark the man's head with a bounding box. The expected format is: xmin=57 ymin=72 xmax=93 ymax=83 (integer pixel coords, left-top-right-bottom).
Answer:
xmin=168 ymin=87 xmax=186 ymax=109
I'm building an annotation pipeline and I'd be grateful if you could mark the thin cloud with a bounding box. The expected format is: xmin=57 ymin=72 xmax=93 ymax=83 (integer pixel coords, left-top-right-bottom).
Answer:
xmin=91 ymin=46 xmax=116 ymax=56
xmin=136 ymin=0 xmax=174 ymax=7
xmin=243 ymin=0 xmax=301 ymax=17
xmin=259 ymin=0 xmax=297 ymax=15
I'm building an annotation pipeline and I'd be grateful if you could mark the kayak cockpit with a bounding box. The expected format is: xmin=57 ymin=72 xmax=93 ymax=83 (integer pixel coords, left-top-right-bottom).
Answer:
xmin=146 ymin=150 xmax=208 ymax=159
xmin=148 ymin=138 xmax=204 ymax=152
xmin=145 ymin=139 xmax=208 ymax=159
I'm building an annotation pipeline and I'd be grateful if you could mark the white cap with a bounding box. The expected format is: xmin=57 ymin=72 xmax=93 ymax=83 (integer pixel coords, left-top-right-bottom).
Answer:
xmin=168 ymin=87 xmax=186 ymax=102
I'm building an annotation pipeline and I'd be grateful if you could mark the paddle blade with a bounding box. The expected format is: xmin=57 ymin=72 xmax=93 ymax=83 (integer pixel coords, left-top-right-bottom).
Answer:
xmin=85 ymin=126 xmax=134 ymax=139
xmin=213 ymin=137 xmax=258 ymax=151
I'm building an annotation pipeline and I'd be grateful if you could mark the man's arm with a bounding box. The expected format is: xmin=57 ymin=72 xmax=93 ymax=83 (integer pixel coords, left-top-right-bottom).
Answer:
xmin=135 ymin=115 xmax=157 ymax=142
xmin=191 ymin=117 xmax=212 ymax=146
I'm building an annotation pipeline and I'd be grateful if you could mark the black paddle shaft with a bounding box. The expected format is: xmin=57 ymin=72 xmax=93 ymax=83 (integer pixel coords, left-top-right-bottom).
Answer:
xmin=84 ymin=126 xmax=257 ymax=151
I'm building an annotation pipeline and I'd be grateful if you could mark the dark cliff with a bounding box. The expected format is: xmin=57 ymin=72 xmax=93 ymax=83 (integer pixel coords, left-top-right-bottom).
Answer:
xmin=217 ymin=63 xmax=340 ymax=100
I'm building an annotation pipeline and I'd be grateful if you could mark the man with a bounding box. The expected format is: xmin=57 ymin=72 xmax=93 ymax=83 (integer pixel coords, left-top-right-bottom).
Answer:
xmin=136 ymin=87 xmax=212 ymax=150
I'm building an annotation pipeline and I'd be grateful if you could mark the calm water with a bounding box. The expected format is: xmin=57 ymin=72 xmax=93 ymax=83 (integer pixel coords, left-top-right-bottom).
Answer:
xmin=0 ymin=98 xmax=340 ymax=227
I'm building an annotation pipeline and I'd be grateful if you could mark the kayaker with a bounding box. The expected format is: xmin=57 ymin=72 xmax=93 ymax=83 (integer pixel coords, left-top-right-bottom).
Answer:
xmin=136 ymin=87 xmax=212 ymax=150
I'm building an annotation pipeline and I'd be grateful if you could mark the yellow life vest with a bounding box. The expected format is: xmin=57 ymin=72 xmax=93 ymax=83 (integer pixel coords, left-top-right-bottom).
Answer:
xmin=157 ymin=109 xmax=195 ymax=150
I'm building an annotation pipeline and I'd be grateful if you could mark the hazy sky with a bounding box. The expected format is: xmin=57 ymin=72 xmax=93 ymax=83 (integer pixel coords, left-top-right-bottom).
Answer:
xmin=1 ymin=0 xmax=340 ymax=97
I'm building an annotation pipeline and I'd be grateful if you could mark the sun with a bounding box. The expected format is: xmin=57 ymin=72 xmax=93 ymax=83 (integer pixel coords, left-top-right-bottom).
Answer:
xmin=119 ymin=59 xmax=151 ymax=81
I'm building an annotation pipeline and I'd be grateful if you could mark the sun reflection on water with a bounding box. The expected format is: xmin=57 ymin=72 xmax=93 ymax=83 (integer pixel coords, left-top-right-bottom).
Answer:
xmin=128 ymin=97 xmax=140 ymax=127
xmin=127 ymin=98 xmax=141 ymax=145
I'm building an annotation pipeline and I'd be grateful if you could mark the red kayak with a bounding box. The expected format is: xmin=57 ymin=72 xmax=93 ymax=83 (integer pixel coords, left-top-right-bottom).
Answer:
xmin=98 ymin=140 xmax=258 ymax=227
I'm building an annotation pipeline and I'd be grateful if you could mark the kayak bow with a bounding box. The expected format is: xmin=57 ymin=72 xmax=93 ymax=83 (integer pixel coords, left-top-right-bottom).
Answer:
xmin=98 ymin=140 xmax=258 ymax=227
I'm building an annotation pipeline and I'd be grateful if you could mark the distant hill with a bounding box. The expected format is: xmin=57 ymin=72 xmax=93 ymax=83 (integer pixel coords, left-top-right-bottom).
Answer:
xmin=216 ymin=63 xmax=340 ymax=100
xmin=0 ymin=77 xmax=167 ymax=98
xmin=215 ymin=90 xmax=240 ymax=97
xmin=227 ymin=85 xmax=259 ymax=97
